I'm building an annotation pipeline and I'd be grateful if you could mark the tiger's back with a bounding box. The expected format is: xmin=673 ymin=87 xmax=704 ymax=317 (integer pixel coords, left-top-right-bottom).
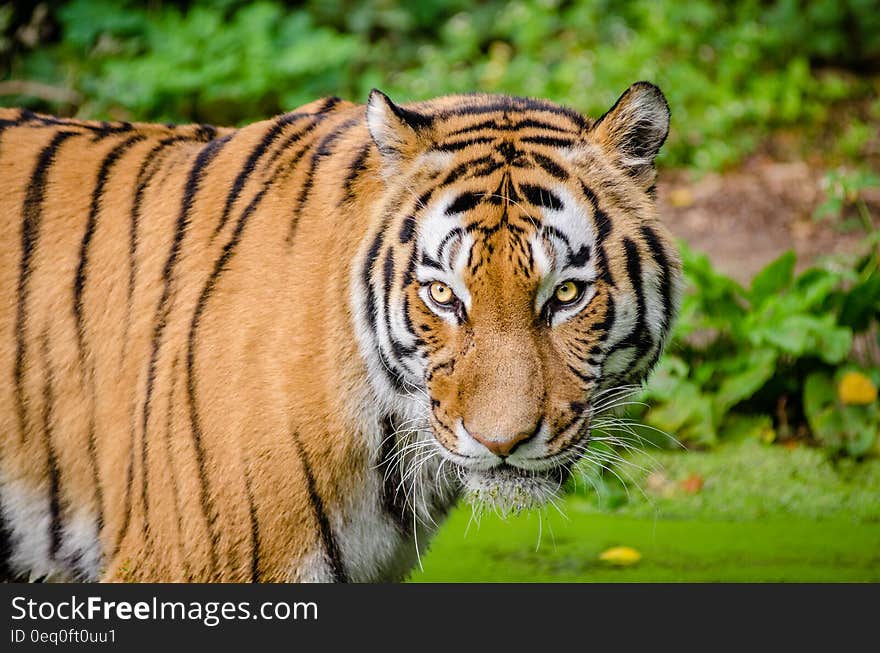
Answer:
xmin=0 ymin=99 xmax=386 ymax=581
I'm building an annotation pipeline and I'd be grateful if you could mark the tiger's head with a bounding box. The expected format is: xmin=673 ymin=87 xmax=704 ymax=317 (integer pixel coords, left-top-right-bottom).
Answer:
xmin=358 ymin=82 xmax=682 ymax=514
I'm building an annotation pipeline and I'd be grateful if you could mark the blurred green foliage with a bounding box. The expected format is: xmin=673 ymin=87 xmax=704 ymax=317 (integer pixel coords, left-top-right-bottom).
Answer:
xmin=2 ymin=0 xmax=879 ymax=169
xmin=572 ymin=438 xmax=880 ymax=520
xmin=636 ymin=243 xmax=879 ymax=457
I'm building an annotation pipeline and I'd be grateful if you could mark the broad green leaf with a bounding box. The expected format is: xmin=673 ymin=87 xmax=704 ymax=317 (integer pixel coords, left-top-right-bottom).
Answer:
xmin=815 ymin=320 xmax=853 ymax=363
xmin=841 ymin=406 xmax=877 ymax=458
xmin=838 ymin=271 xmax=880 ymax=332
xmin=719 ymin=414 xmax=774 ymax=443
xmin=713 ymin=349 xmax=777 ymax=416
xmin=804 ymin=371 xmax=835 ymax=424
xmin=646 ymin=382 xmax=717 ymax=446
xmin=750 ymin=250 xmax=796 ymax=307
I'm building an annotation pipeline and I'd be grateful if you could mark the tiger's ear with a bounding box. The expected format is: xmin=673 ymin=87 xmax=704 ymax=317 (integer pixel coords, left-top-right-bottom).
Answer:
xmin=589 ymin=82 xmax=669 ymax=188
xmin=366 ymin=89 xmax=433 ymax=175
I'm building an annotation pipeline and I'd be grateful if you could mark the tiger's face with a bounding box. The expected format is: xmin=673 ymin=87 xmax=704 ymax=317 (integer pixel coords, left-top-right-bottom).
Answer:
xmin=362 ymin=83 xmax=682 ymax=513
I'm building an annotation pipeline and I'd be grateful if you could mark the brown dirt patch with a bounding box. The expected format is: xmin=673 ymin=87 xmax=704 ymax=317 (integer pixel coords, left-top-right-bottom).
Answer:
xmin=656 ymin=156 xmax=876 ymax=283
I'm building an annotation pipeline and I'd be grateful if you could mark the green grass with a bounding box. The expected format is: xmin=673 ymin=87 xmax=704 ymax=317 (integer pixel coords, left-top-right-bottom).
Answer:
xmin=409 ymin=508 xmax=880 ymax=582
xmin=408 ymin=440 xmax=880 ymax=582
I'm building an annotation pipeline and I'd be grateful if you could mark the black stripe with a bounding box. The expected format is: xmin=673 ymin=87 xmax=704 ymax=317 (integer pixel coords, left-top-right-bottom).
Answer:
xmin=287 ymin=118 xmax=360 ymax=243
xmin=420 ymin=251 xmax=444 ymax=270
xmin=439 ymin=154 xmax=500 ymax=188
xmin=434 ymin=136 xmax=496 ymax=152
xmin=567 ymin=363 xmax=597 ymax=385
xmin=0 ymin=508 xmax=16 ymax=580
xmin=615 ymin=229 xmax=670 ymax=377
xmin=580 ymin=181 xmax=614 ymax=286
xmin=593 ymin=291 xmax=617 ymax=342
xmin=243 ymin=464 xmax=261 ymax=583
xmin=520 ymin=183 xmax=563 ymax=210
xmin=38 ymin=332 xmax=64 ymax=561
xmin=76 ymin=135 xmax=145 ymax=342
xmin=531 ymin=152 xmax=569 ymax=180
xmin=18 ymin=110 xmax=134 ymax=135
xmin=437 ymin=227 xmax=464 ymax=261
xmin=291 ymin=432 xmax=347 ymax=582
xmin=446 ymin=191 xmax=483 ymax=215
xmin=185 ymin=124 xmax=320 ymax=575
xmin=163 ymin=355 xmax=191 ymax=581
xmin=624 ymin=237 xmax=647 ymax=334
xmin=514 ymin=117 xmax=580 ymax=132
xmin=378 ymin=416 xmax=413 ymax=536
xmin=606 ymin=238 xmax=653 ymax=363
xmin=214 ymin=113 xmax=307 ymax=238
xmin=184 ymin=189 xmax=267 ymax=576
xmin=520 ymin=135 xmax=576 ymax=149
xmin=124 ymin=136 xmax=191 ymax=348
xmin=74 ymin=135 xmax=145 ymax=532
xmin=362 ymin=229 xmax=407 ymax=393
xmin=382 ymin=248 xmax=417 ymax=362
xmin=196 ymin=124 xmax=218 ymax=140
xmin=445 ymin=118 xmax=500 ymax=136
xmin=445 ymin=117 xmax=579 ymax=137
xmin=116 ymin=135 xmax=191 ymax=558
xmin=436 ymin=98 xmax=588 ymax=129
xmin=385 ymin=100 xmax=434 ymax=131
xmin=342 ymin=142 xmax=372 ymax=206
xmin=264 ymin=114 xmax=320 ymax=169
xmin=640 ymin=224 xmax=672 ymax=330
xmin=398 ymin=214 xmax=417 ymax=244
xmin=14 ymin=130 xmax=78 ymax=444
xmin=141 ymin=134 xmax=232 ymax=542
xmin=317 ymin=96 xmax=342 ymax=113
xmin=568 ymin=244 xmax=591 ymax=268
xmin=542 ymin=225 xmax=571 ymax=249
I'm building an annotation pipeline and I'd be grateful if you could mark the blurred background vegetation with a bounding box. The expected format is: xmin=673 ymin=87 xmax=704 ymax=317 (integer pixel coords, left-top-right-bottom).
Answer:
xmin=2 ymin=0 xmax=878 ymax=580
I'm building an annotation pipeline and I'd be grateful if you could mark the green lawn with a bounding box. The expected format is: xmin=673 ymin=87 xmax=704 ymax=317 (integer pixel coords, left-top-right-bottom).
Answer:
xmin=410 ymin=508 xmax=880 ymax=582
xmin=409 ymin=441 xmax=880 ymax=582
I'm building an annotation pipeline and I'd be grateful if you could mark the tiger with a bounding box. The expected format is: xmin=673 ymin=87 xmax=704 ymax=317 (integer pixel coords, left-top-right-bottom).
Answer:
xmin=0 ymin=81 xmax=681 ymax=582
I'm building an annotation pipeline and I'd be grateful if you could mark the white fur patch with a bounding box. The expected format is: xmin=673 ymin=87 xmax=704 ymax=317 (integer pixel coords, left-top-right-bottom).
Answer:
xmin=415 ymin=191 xmax=474 ymax=320
xmin=530 ymin=185 xmax=599 ymax=326
xmin=0 ymin=474 xmax=102 ymax=581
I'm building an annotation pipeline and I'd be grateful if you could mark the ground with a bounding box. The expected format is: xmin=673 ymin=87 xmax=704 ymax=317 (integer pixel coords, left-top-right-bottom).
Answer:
xmin=657 ymin=157 xmax=876 ymax=283
xmin=412 ymin=512 xmax=880 ymax=582
xmin=411 ymin=441 xmax=880 ymax=582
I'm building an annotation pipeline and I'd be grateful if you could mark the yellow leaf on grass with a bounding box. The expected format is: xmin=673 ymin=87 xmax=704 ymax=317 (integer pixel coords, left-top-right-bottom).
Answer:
xmin=599 ymin=546 xmax=642 ymax=566
xmin=838 ymin=371 xmax=878 ymax=405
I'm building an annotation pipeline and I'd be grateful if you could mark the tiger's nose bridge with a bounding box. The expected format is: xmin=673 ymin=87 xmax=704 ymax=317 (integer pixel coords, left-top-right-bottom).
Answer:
xmin=459 ymin=329 xmax=545 ymax=455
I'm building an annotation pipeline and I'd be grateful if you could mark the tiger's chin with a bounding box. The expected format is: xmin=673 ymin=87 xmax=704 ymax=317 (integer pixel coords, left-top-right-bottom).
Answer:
xmin=460 ymin=464 xmax=572 ymax=517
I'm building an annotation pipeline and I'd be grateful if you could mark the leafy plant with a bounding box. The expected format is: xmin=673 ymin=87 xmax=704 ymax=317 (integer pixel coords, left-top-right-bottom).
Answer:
xmin=804 ymin=369 xmax=879 ymax=457
xmin=814 ymin=167 xmax=880 ymax=235
xmin=637 ymin=244 xmax=879 ymax=457
xmin=2 ymin=0 xmax=879 ymax=170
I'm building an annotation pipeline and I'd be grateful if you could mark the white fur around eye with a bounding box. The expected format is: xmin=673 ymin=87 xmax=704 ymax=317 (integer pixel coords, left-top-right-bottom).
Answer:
xmin=545 ymin=283 xmax=596 ymax=327
xmin=529 ymin=185 xmax=599 ymax=325
xmin=418 ymin=284 xmax=459 ymax=325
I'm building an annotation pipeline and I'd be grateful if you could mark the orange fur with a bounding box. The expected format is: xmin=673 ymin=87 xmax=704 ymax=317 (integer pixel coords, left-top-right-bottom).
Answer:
xmin=0 ymin=84 xmax=681 ymax=582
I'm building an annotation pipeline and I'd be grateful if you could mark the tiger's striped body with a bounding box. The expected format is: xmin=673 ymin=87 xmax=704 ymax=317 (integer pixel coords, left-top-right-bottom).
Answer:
xmin=0 ymin=84 xmax=681 ymax=582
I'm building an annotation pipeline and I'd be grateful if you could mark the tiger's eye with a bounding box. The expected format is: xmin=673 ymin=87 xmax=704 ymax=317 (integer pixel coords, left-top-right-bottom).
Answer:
xmin=554 ymin=280 xmax=580 ymax=304
xmin=429 ymin=281 xmax=455 ymax=305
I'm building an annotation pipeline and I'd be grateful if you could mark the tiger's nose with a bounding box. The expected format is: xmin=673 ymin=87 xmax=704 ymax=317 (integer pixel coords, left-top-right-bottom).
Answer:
xmin=467 ymin=419 xmax=542 ymax=457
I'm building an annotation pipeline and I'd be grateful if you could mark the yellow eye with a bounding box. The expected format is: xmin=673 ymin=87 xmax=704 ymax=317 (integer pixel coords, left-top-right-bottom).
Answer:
xmin=554 ymin=280 xmax=581 ymax=304
xmin=429 ymin=281 xmax=455 ymax=305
